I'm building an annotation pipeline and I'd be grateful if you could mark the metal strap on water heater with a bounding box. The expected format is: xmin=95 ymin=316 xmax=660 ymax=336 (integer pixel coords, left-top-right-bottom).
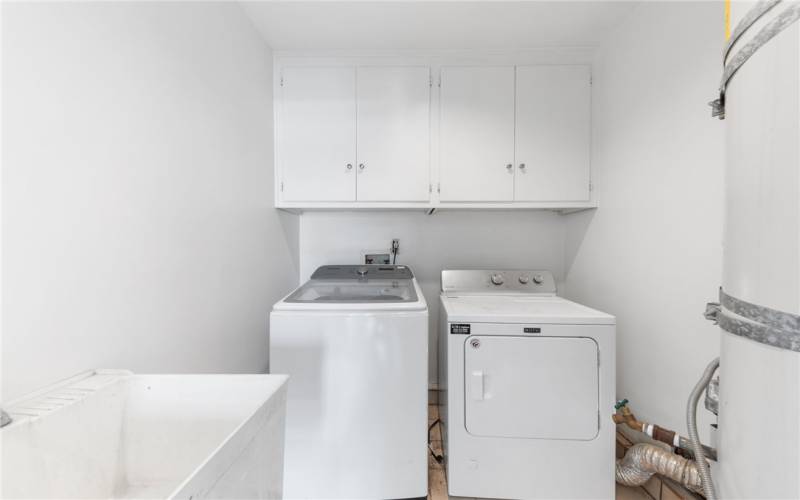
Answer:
xmin=706 ymin=288 xmax=800 ymax=352
xmin=723 ymin=0 xmax=782 ymax=62
xmin=711 ymin=0 xmax=800 ymax=119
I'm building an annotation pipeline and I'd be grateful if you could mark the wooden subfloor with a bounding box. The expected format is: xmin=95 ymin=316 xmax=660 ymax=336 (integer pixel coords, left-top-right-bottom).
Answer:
xmin=428 ymin=404 xmax=447 ymax=500
xmin=426 ymin=404 xmax=652 ymax=500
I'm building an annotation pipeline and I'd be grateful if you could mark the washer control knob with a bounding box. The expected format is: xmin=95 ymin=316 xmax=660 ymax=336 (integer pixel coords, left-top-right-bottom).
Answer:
xmin=491 ymin=274 xmax=504 ymax=285
xmin=532 ymin=274 xmax=545 ymax=285
xmin=518 ymin=275 xmax=530 ymax=284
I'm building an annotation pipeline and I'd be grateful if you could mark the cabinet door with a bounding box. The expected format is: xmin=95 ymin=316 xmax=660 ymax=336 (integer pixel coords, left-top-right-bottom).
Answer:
xmin=514 ymin=65 xmax=591 ymax=201
xmin=356 ymin=67 xmax=430 ymax=202
xmin=439 ymin=66 xmax=515 ymax=202
xmin=280 ymin=67 xmax=356 ymax=202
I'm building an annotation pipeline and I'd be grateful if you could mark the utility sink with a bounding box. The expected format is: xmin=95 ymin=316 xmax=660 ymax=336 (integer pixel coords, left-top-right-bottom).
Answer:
xmin=0 ymin=370 xmax=288 ymax=499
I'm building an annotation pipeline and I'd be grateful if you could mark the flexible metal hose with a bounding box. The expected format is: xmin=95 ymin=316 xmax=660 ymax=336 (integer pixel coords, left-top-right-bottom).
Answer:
xmin=616 ymin=443 xmax=703 ymax=493
xmin=687 ymin=357 xmax=720 ymax=500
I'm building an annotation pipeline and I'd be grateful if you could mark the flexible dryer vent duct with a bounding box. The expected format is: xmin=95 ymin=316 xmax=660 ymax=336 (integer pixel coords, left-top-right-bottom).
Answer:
xmin=616 ymin=443 xmax=704 ymax=494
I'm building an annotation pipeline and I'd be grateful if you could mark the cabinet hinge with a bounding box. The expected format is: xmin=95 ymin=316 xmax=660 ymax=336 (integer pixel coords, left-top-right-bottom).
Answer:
xmin=280 ymin=75 xmax=284 ymax=87
xmin=589 ymin=182 xmax=594 ymax=192
xmin=429 ymin=75 xmax=433 ymax=87
xmin=280 ymin=181 xmax=284 ymax=192
xmin=429 ymin=184 xmax=432 ymax=193
xmin=437 ymin=183 xmax=441 ymax=193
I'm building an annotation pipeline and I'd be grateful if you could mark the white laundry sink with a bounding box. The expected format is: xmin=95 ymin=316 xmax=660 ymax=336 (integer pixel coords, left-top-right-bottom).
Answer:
xmin=0 ymin=370 xmax=288 ymax=499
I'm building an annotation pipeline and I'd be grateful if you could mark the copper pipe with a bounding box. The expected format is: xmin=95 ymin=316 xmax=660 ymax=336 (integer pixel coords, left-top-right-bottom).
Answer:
xmin=612 ymin=406 xmax=645 ymax=431
xmin=613 ymin=403 xmax=717 ymax=461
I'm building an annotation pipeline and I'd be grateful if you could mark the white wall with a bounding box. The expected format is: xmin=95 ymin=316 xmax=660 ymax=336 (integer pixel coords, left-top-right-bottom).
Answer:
xmin=1 ymin=2 xmax=299 ymax=401
xmin=1 ymin=2 xmax=727 ymax=445
xmin=299 ymin=210 xmax=566 ymax=385
xmin=564 ymin=2 xmax=724 ymax=438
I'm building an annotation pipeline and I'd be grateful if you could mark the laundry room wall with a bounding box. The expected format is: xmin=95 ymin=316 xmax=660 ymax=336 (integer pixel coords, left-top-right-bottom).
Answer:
xmin=563 ymin=1 xmax=724 ymax=439
xmin=298 ymin=210 xmax=566 ymax=386
xmin=1 ymin=2 xmax=299 ymax=400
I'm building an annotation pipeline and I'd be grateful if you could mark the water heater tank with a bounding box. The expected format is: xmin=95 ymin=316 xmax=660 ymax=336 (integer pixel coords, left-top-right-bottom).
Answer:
xmin=717 ymin=1 xmax=800 ymax=497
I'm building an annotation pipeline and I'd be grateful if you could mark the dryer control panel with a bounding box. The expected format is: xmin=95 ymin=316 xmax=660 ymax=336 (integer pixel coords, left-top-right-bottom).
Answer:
xmin=441 ymin=270 xmax=556 ymax=295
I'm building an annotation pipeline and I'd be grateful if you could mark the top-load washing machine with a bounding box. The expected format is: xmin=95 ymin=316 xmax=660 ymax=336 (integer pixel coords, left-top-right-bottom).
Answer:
xmin=438 ymin=270 xmax=616 ymax=499
xmin=270 ymin=265 xmax=428 ymax=500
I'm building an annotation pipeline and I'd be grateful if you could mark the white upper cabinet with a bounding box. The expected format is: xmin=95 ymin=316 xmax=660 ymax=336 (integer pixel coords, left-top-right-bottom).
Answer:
xmin=356 ymin=67 xmax=431 ymax=202
xmin=514 ymin=65 xmax=591 ymax=201
xmin=275 ymin=58 xmax=594 ymax=211
xmin=439 ymin=66 xmax=516 ymax=202
xmin=280 ymin=67 xmax=356 ymax=202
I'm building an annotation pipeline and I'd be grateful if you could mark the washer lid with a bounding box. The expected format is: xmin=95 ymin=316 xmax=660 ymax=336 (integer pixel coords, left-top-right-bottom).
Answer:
xmin=285 ymin=279 xmax=417 ymax=303
xmin=273 ymin=278 xmax=427 ymax=312
xmin=441 ymin=295 xmax=615 ymax=325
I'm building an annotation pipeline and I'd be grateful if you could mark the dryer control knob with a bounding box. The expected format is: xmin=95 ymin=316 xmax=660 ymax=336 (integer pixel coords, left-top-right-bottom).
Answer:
xmin=532 ymin=274 xmax=545 ymax=285
xmin=357 ymin=267 xmax=369 ymax=276
xmin=519 ymin=275 xmax=530 ymax=284
xmin=491 ymin=274 xmax=504 ymax=285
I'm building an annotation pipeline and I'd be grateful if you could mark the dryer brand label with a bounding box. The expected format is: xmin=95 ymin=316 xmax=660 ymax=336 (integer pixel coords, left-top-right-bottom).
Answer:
xmin=524 ymin=327 xmax=542 ymax=334
xmin=450 ymin=323 xmax=471 ymax=335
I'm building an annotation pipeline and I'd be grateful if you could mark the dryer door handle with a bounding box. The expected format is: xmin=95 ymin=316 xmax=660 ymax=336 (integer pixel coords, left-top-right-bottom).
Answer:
xmin=470 ymin=370 xmax=485 ymax=400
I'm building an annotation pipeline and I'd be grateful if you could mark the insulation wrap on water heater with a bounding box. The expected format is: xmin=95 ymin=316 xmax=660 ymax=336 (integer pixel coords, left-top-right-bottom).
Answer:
xmin=717 ymin=1 xmax=800 ymax=497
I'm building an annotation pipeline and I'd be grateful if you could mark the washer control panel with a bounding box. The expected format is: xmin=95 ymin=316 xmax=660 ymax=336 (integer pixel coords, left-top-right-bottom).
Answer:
xmin=311 ymin=265 xmax=414 ymax=280
xmin=441 ymin=270 xmax=556 ymax=294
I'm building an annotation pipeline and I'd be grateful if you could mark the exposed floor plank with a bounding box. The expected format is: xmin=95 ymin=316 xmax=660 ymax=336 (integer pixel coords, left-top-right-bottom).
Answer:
xmin=430 ymin=422 xmax=442 ymax=442
xmin=428 ymin=404 xmax=446 ymax=500
xmin=617 ymin=484 xmax=655 ymax=500
xmin=428 ymin=465 xmax=447 ymax=500
xmin=429 ymin=403 xmax=439 ymax=423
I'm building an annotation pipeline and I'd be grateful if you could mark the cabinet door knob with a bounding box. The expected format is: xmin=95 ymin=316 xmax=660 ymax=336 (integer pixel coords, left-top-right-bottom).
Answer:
xmin=506 ymin=163 xmax=513 ymax=171
xmin=358 ymin=163 xmax=366 ymax=170
xmin=519 ymin=163 xmax=526 ymax=170
xmin=346 ymin=163 xmax=353 ymax=170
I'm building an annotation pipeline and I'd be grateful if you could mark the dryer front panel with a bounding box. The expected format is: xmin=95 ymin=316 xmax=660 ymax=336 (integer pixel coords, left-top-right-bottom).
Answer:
xmin=464 ymin=335 xmax=599 ymax=440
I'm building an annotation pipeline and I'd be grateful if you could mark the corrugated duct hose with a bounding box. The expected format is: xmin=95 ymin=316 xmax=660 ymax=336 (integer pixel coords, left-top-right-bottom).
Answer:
xmin=687 ymin=357 xmax=720 ymax=500
xmin=616 ymin=443 xmax=703 ymax=493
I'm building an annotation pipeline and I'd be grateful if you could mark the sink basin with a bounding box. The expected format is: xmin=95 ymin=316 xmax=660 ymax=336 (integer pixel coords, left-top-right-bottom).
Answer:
xmin=0 ymin=370 xmax=288 ymax=499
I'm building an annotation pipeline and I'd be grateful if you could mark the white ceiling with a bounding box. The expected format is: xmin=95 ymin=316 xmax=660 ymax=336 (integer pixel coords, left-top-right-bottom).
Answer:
xmin=241 ymin=1 xmax=639 ymax=51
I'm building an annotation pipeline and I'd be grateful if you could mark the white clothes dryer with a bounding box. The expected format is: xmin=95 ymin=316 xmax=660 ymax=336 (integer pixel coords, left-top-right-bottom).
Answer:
xmin=438 ymin=270 xmax=616 ymax=499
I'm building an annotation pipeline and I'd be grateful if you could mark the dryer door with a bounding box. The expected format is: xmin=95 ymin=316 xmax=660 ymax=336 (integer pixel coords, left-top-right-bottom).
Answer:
xmin=464 ymin=335 xmax=599 ymax=440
